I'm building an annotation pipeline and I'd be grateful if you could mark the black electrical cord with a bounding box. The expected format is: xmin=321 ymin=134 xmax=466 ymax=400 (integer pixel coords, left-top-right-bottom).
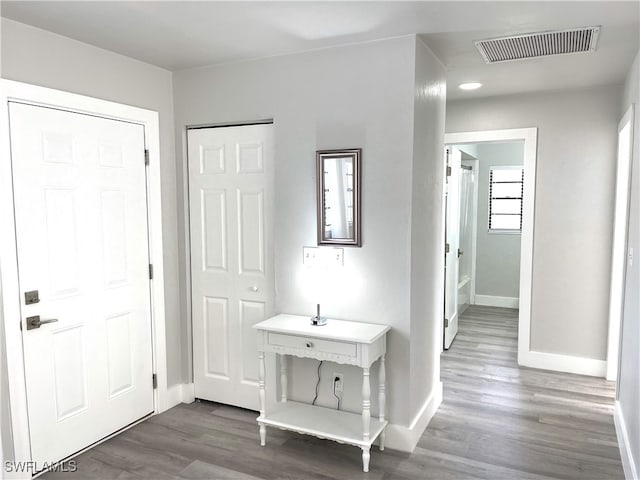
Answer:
xmin=333 ymin=377 xmax=341 ymax=410
xmin=311 ymin=360 xmax=323 ymax=405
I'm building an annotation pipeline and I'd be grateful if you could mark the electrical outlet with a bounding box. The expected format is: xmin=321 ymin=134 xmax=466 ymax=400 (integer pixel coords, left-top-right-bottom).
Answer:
xmin=330 ymin=248 xmax=344 ymax=267
xmin=333 ymin=373 xmax=344 ymax=394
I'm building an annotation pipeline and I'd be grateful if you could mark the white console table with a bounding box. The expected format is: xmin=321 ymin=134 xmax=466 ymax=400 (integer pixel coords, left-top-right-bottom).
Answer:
xmin=253 ymin=314 xmax=390 ymax=472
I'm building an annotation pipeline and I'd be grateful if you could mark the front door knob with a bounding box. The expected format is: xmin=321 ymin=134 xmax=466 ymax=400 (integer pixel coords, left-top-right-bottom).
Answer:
xmin=26 ymin=315 xmax=59 ymax=330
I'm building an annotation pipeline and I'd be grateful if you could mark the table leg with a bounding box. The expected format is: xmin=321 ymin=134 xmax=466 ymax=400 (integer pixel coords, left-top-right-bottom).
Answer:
xmin=361 ymin=446 xmax=370 ymax=473
xmin=379 ymin=354 xmax=386 ymax=451
xmin=280 ymin=354 xmax=287 ymax=402
xmin=259 ymin=351 xmax=266 ymax=446
xmin=362 ymin=367 xmax=371 ymax=443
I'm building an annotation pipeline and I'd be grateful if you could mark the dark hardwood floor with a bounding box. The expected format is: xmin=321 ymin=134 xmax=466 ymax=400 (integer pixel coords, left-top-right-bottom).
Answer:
xmin=44 ymin=305 xmax=623 ymax=479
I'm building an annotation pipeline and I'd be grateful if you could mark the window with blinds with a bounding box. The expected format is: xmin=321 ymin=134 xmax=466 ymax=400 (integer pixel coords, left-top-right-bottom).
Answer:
xmin=489 ymin=166 xmax=524 ymax=232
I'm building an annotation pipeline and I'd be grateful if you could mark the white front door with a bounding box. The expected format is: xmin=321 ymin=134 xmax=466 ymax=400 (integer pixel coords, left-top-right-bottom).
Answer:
xmin=9 ymin=103 xmax=154 ymax=469
xmin=188 ymin=124 xmax=274 ymax=410
xmin=444 ymin=147 xmax=462 ymax=349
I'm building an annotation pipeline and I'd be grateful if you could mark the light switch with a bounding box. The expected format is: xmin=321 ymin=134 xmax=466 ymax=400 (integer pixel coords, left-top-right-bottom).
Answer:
xmin=303 ymin=246 xmax=344 ymax=267
xmin=303 ymin=246 xmax=319 ymax=267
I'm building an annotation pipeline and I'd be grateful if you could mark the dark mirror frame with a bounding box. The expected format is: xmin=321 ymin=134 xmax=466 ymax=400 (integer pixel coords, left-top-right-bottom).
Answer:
xmin=316 ymin=148 xmax=362 ymax=247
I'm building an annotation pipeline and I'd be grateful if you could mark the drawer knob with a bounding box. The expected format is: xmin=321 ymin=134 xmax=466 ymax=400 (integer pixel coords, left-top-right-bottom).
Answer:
xmin=306 ymin=341 xmax=313 ymax=348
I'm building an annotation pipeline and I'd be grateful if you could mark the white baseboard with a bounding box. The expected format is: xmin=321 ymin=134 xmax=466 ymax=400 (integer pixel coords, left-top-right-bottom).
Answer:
xmin=474 ymin=295 xmax=519 ymax=309
xmin=181 ymin=383 xmax=196 ymax=403
xmin=384 ymin=381 xmax=443 ymax=452
xmin=165 ymin=382 xmax=196 ymax=411
xmin=518 ymin=350 xmax=606 ymax=377
xmin=615 ymin=401 xmax=639 ymax=480
xmin=165 ymin=384 xmax=182 ymax=410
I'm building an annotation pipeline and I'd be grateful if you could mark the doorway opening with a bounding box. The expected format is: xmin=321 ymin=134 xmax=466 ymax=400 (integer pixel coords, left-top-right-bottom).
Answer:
xmin=443 ymin=128 xmax=537 ymax=364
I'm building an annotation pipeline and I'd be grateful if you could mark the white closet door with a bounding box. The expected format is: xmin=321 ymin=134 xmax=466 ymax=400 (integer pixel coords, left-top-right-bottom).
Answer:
xmin=9 ymin=103 xmax=154 ymax=468
xmin=188 ymin=124 xmax=274 ymax=410
xmin=444 ymin=147 xmax=462 ymax=349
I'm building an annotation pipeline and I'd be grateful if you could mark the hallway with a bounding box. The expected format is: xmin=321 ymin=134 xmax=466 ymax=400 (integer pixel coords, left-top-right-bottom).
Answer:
xmin=421 ymin=305 xmax=623 ymax=479
xmin=44 ymin=306 xmax=623 ymax=479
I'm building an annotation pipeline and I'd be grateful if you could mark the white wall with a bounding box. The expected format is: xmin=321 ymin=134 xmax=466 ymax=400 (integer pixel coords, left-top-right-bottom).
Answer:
xmin=409 ymin=38 xmax=446 ymax=420
xmin=617 ymin=49 xmax=639 ymax=479
xmin=173 ymin=35 xmax=445 ymax=439
xmin=0 ymin=19 xmax=182 ymax=387
xmin=447 ymin=85 xmax=621 ymax=361
xmin=474 ymin=142 xmax=523 ymax=299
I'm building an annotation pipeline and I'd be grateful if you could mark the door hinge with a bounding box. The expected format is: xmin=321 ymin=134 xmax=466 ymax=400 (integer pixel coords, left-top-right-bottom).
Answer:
xmin=148 ymin=264 xmax=154 ymax=280
xmin=152 ymin=373 xmax=157 ymax=389
xmin=444 ymin=318 xmax=449 ymax=328
xmin=446 ymin=165 xmax=452 ymax=177
xmin=445 ymin=243 xmax=450 ymax=254
xmin=144 ymin=149 xmax=150 ymax=166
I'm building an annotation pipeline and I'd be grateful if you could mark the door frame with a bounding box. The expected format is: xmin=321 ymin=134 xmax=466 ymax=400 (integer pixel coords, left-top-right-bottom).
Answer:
xmin=444 ymin=128 xmax=538 ymax=365
xmin=443 ymin=146 xmax=462 ymax=349
xmin=0 ymin=79 xmax=169 ymax=468
xmin=606 ymin=105 xmax=635 ymax=381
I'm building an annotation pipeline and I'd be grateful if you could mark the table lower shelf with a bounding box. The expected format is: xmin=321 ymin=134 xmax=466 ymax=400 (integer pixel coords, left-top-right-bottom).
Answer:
xmin=257 ymin=401 xmax=387 ymax=448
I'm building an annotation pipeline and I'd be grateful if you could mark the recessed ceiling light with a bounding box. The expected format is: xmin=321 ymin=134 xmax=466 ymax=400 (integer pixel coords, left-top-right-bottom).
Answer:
xmin=459 ymin=82 xmax=482 ymax=91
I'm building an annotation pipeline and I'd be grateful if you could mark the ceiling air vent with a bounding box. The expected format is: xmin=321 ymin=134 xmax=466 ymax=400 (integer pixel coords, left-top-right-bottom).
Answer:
xmin=475 ymin=26 xmax=600 ymax=64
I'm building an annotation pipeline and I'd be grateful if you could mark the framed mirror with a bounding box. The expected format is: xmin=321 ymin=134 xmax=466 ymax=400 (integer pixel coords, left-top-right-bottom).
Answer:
xmin=316 ymin=148 xmax=361 ymax=246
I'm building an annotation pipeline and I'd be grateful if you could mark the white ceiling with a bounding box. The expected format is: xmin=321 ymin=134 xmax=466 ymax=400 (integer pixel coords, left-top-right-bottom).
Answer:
xmin=1 ymin=1 xmax=638 ymax=99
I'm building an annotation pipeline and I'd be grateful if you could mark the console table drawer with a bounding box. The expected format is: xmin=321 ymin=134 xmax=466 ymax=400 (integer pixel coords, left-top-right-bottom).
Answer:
xmin=267 ymin=333 xmax=356 ymax=357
